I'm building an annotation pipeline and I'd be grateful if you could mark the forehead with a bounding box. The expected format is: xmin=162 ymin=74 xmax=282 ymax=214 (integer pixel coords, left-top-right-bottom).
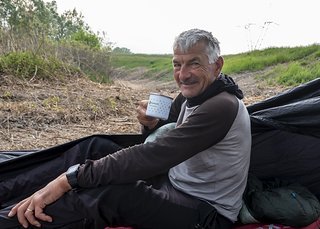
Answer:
xmin=173 ymin=42 xmax=208 ymax=62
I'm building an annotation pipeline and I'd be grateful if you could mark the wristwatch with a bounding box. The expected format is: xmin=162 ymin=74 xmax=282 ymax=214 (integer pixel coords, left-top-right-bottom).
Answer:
xmin=66 ymin=164 xmax=80 ymax=189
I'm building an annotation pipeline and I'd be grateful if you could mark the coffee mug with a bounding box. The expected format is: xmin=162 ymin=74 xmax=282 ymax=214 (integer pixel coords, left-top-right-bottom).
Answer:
xmin=146 ymin=93 xmax=173 ymax=120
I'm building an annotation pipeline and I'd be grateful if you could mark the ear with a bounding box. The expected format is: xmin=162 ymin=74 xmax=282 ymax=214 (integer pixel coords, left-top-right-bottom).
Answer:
xmin=214 ymin=56 xmax=224 ymax=76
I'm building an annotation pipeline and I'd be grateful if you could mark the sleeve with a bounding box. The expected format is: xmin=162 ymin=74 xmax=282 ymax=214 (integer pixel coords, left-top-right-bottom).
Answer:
xmin=77 ymin=92 xmax=239 ymax=188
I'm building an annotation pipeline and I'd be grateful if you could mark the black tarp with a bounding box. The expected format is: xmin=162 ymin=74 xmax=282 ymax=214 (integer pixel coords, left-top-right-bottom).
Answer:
xmin=1 ymin=78 xmax=320 ymax=208
xmin=248 ymin=77 xmax=320 ymax=137
xmin=247 ymin=77 xmax=320 ymax=200
xmin=0 ymin=134 xmax=144 ymax=209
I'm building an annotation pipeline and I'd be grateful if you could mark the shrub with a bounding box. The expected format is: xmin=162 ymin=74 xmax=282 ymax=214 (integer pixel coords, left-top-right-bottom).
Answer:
xmin=0 ymin=51 xmax=78 ymax=80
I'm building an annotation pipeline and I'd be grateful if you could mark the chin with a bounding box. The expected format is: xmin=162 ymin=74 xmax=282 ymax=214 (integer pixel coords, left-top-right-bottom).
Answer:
xmin=181 ymin=90 xmax=196 ymax=98
xmin=180 ymin=85 xmax=201 ymax=98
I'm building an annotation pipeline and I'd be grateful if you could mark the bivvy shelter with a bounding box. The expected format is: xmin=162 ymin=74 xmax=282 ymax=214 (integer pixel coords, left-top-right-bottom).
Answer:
xmin=1 ymin=78 xmax=320 ymax=228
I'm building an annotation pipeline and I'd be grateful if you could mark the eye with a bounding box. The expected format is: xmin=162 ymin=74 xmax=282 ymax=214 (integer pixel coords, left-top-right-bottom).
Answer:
xmin=173 ymin=62 xmax=181 ymax=69
xmin=190 ymin=61 xmax=200 ymax=69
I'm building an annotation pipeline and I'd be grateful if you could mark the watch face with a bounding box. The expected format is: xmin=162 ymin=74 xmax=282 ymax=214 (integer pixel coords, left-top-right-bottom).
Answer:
xmin=68 ymin=164 xmax=80 ymax=173
xmin=67 ymin=164 xmax=80 ymax=188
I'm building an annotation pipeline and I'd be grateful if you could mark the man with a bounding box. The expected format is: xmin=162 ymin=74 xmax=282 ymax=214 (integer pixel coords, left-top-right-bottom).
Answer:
xmin=5 ymin=28 xmax=251 ymax=229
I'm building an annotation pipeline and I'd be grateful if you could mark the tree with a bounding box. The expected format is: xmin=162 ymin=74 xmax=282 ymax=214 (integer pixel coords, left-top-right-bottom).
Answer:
xmin=0 ymin=0 xmax=113 ymax=82
xmin=113 ymin=47 xmax=132 ymax=54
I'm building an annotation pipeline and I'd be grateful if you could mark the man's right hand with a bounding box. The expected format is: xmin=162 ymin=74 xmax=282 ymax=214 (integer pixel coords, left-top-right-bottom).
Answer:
xmin=8 ymin=173 xmax=71 ymax=228
xmin=136 ymin=100 xmax=159 ymax=130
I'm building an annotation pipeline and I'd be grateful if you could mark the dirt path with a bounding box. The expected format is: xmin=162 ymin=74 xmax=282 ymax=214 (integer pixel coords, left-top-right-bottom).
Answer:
xmin=0 ymin=70 xmax=288 ymax=151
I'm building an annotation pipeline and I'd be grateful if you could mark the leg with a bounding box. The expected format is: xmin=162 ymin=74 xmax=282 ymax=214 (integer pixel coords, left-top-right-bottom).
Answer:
xmin=75 ymin=175 xmax=233 ymax=229
xmin=0 ymin=175 xmax=233 ymax=229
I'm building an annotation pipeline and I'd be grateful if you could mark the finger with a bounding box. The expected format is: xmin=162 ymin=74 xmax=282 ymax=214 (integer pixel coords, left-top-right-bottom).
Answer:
xmin=8 ymin=198 xmax=29 ymax=217
xmin=25 ymin=207 xmax=41 ymax=228
xmin=137 ymin=106 xmax=150 ymax=125
xmin=137 ymin=102 xmax=148 ymax=112
xmin=35 ymin=211 xmax=52 ymax=223
xmin=138 ymin=100 xmax=149 ymax=109
xmin=136 ymin=105 xmax=144 ymax=116
xmin=16 ymin=203 xmax=31 ymax=228
xmin=34 ymin=202 xmax=52 ymax=222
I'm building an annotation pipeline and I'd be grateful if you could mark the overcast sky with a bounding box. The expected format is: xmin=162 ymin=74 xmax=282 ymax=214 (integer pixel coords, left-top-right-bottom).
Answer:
xmin=52 ymin=0 xmax=319 ymax=55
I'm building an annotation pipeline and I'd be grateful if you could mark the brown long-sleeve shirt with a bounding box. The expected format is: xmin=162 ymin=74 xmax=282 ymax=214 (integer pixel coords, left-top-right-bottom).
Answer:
xmin=77 ymin=91 xmax=239 ymax=187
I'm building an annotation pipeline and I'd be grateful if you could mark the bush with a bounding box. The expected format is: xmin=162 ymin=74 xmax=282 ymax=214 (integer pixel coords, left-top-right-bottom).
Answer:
xmin=55 ymin=41 xmax=112 ymax=83
xmin=0 ymin=0 xmax=112 ymax=83
xmin=0 ymin=51 xmax=79 ymax=80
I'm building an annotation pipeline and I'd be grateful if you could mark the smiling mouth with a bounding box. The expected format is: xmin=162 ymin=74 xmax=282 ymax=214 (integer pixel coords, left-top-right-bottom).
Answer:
xmin=180 ymin=80 xmax=197 ymax=85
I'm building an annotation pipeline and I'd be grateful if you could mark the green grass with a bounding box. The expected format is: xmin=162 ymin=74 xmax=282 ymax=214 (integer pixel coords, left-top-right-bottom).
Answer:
xmin=266 ymin=61 xmax=320 ymax=86
xmin=222 ymin=45 xmax=320 ymax=73
xmin=110 ymin=53 xmax=173 ymax=81
xmin=2 ymin=44 xmax=319 ymax=87
xmin=111 ymin=44 xmax=320 ymax=86
xmin=111 ymin=53 xmax=172 ymax=71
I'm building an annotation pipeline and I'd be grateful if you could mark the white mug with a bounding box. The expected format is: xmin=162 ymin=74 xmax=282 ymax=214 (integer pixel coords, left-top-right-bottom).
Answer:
xmin=146 ymin=93 xmax=173 ymax=120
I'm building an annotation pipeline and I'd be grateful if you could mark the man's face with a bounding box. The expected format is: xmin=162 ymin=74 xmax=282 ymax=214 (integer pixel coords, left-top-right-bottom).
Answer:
xmin=172 ymin=42 xmax=223 ymax=98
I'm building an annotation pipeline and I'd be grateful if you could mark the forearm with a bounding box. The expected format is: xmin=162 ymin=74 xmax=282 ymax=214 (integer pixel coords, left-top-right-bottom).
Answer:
xmin=54 ymin=173 xmax=72 ymax=193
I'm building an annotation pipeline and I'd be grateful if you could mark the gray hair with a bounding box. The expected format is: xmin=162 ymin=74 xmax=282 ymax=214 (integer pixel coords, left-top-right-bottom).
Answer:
xmin=173 ymin=29 xmax=221 ymax=64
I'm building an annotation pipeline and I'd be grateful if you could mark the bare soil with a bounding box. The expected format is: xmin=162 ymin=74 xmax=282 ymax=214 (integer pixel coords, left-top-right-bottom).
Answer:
xmin=0 ymin=69 xmax=288 ymax=151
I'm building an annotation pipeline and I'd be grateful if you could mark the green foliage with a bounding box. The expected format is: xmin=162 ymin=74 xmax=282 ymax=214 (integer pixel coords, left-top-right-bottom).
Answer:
xmin=0 ymin=51 xmax=78 ymax=80
xmin=54 ymin=8 xmax=89 ymax=40
xmin=0 ymin=0 xmax=90 ymax=41
xmin=113 ymin=47 xmax=132 ymax=54
xmin=0 ymin=52 xmax=44 ymax=78
xmin=69 ymin=29 xmax=101 ymax=50
xmin=0 ymin=0 xmax=112 ymax=83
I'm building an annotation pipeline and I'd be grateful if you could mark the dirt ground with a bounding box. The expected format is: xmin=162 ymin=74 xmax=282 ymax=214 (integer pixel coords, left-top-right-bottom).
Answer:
xmin=0 ymin=69 xmax=288 ymax=151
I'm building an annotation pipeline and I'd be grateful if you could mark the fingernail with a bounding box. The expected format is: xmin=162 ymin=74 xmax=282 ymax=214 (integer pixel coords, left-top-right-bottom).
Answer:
xmin=35 ymin=223 xmax=41 ymax=227
xmin=7 ymin=211 xmax=13 ymax=217
xmin=23 ymin=224 xmax=28 ymax=228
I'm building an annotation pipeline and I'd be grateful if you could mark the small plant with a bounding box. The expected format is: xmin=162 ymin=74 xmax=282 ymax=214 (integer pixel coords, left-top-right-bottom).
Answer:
xmin=84 ymin=98 xmax=100 ymax=114
xmin=107 ymin=97 xmax=117 ymax=111
xmin=43 ymin=96 xmax=61 ymax=110
xmin=2 ymin=91 xmax=14 ymax=100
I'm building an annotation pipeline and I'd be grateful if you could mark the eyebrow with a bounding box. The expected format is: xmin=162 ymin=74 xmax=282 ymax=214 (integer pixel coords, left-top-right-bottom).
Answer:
xmin=189 ymin=57 xmax=200 ymax=62
xmin=172 ymin=56 xmax=200 ymax=63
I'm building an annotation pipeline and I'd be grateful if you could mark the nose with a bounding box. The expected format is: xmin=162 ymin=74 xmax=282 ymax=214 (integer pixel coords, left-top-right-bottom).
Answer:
xmin=178 ymin=65 xmax=191 ymax=81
